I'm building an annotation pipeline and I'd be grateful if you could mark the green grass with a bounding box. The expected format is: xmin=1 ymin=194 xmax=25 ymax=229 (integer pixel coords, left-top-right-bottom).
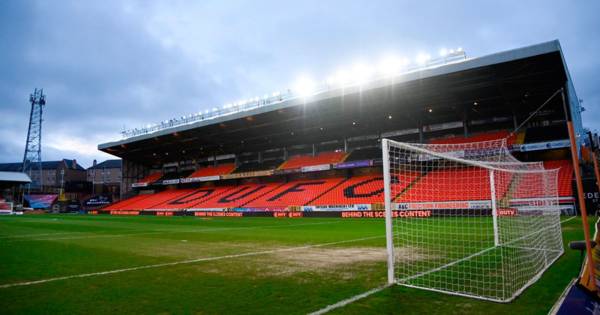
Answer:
xmin=0 ymin=214 xmax=590 ymax=314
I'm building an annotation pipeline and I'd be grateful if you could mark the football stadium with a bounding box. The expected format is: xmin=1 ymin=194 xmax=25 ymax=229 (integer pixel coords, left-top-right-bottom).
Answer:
xmin=1 ymin=40 xmax=599 ymax=314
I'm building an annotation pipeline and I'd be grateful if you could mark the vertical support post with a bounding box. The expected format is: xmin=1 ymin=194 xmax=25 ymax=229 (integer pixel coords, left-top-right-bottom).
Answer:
xmin=562 ymin=89 xmax=597 ymax=291
xmin=593 ymin=151 xmax=600 ymax=193
xmin=489 ymin=169 xmax=499 ymax=246
xmin=588 ymin=132 xmax=600 ymax=194
xmin=463 ymin=107 xmax=469 ymax=138
xmin=382 ymin=139 xmax=395 ymax=285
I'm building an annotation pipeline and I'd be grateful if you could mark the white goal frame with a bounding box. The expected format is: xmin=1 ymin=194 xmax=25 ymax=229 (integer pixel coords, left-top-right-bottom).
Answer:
xmin=382 ymin=138 xmax=563 ymax=303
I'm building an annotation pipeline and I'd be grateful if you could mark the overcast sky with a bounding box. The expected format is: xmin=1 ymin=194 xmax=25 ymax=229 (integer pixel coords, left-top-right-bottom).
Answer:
xmin=0 ymin=0 xmax=599 ymax=168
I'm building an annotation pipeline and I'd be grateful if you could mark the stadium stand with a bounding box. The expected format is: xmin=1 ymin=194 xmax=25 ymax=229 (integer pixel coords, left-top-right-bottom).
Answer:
xmin=311 ymin=175 xmax=383 ymax=205
xmin=150 ymin=186 xmax=234 ymax=210
xmin=131 ymin=189 xmax=195 ymax=210
xmin=279 ymin=151 xmax=347 ymax=170
xmin=429 ymin=130 xmax=517 ymax=146
xmin=133 ymin=172 xmax=163 ymax=186
xmin=544 ymin=160 xmax=574 ymax=197
xmin=189 ymin=182 xmax=284 ymax=209
xmin=104 ymin=157 xmax=574 ymax=211
xmin=395 ymin=168 xmax=508 ymax=202
xmin=104 ymin=194 xmax=155 ymax=210
xmin=524 ymin=125 xmax=568 ymax=143
xmin=187 ymin=164 xmax=236 ymax=178
xmin=233 ymin=159 xmax=284 ymax=173
xmin=343 ymin=147 xmax=381 ymax=162
xmin=245 ymin=178 xmax=346 ymax=208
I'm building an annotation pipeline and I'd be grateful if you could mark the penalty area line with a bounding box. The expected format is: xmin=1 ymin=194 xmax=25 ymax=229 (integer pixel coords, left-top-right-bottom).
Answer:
xmin=0 ymin=234 xmax=383 ymax=289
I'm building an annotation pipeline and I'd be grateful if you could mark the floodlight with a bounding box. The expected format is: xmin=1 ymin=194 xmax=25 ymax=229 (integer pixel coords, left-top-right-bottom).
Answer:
xmin=334 ymin=70 xmax=351 ymax=86
xmin=293 ymin=75 xmax=317 ymax=97
xmin=378 ymin=55 xmax=402 ymax=76
xmin=416 ymin=53 xmax=431 ymax=66
xmin=325 ymin=76 xmax=336 ymax=86
xmin=351 ymin=63 xmax=373 ymax=85
xmin=439 ymin=48 xmax=448 ymax=57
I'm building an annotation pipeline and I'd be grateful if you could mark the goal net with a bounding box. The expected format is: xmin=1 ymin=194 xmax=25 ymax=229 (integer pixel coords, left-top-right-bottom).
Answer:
xmin=382 ymin=138 xmax=563 ymax=302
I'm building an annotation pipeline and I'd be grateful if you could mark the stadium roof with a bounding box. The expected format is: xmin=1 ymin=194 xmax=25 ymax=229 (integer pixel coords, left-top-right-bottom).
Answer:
xmin=99 ymin=40 xmax=580 ymax=165
xmin=0 ymin=171 xmax=31 ymax=188
xmin=0 ymin=159 xmax=86 ymax=172
xmin=88 ymin=159 xmax=122 ymax=170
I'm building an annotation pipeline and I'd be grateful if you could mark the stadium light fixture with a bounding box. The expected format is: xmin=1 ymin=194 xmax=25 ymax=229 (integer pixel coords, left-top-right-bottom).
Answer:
xmin=439 ymin=48 xmax=448 ymax=57
xmin=416 ymin=53 xmax=431 ymax=66
xmin=388 ymin=115 xmax=393 ymax=119
xmin=351 ymin=63 xmax=374 ymax=85
xmin=428 ymin=108 xmax=433 ymax=113
xmin=325 ymin=76 xmax=336 ymax=86
xmin=332 ymin=70 xmax=351 ymax=86
xmin=378 ymin=55 xmax=403 ymax=77
xmin=293 ymin=75 xmax=317 ymax=98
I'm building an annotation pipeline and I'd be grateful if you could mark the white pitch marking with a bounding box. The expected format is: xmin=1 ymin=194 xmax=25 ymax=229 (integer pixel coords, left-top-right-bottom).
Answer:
xmin=0 ymin=235 xmax=383 ymax=289
xmin=0 ymin=232 xmax=87 ymax=239
xmin=308 ymin=284 xmax=391 ymax=315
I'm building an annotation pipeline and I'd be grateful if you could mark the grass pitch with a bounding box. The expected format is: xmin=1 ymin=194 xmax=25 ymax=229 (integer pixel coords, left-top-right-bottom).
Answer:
xmin=0 ymin=214 xmax=588 ymax=314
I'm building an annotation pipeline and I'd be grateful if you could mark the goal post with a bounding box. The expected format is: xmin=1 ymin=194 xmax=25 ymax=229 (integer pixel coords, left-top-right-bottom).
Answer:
xmin=382 ymin=138 xmax=563 ymax=302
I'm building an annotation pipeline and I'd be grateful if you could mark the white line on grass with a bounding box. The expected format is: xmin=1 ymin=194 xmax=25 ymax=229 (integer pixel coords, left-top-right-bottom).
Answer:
xmin=561 ymin=216 xmax=576 ymax=224
xmin=0 ymin=232 xmax=87 ymax=239
xmin=307 ymin=284 xmax=391 ymax=315
xmin=0 ymin=234 xmax=383 ymax=289
xmin=1 ymin=220 xmax=343 ymax=243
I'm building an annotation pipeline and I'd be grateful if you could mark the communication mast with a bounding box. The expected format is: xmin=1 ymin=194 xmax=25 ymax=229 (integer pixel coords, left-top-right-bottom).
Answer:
xmin=22 ymin=88 xmax=46 ymax=190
